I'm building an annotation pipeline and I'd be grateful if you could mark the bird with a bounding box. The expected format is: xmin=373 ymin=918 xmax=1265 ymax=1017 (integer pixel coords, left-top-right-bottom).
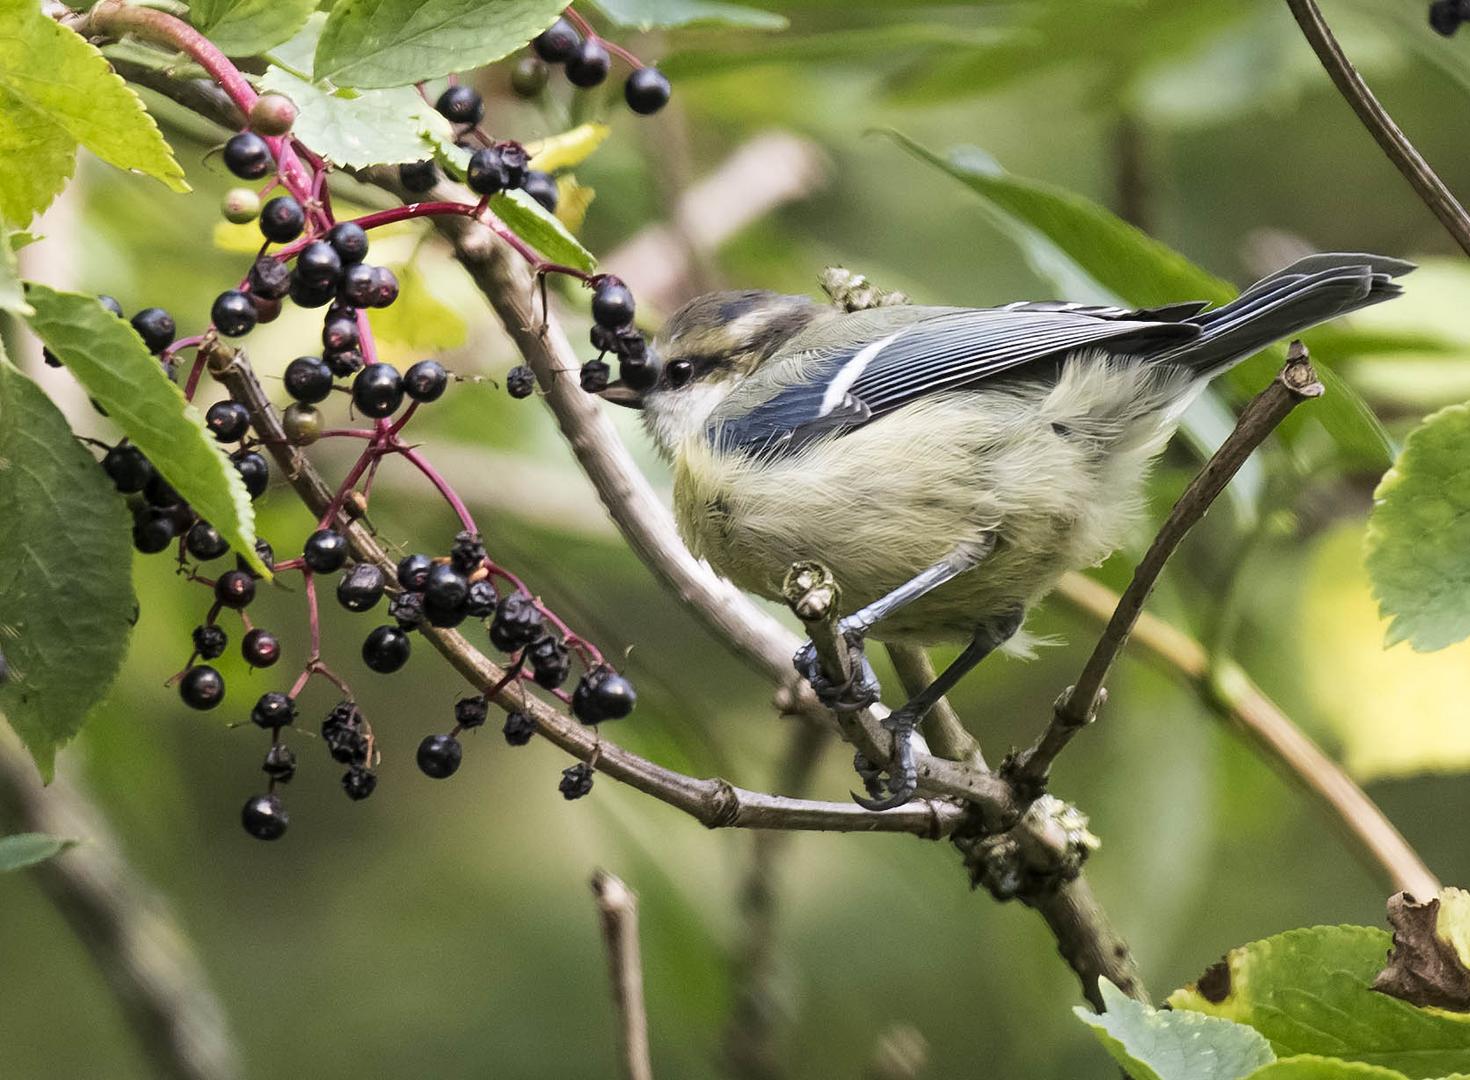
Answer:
xmin=598 ymin=253 xmax=1412 ymax=809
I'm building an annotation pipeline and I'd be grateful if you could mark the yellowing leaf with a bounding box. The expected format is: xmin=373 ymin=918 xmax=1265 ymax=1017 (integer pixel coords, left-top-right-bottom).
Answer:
xmin=555 ymin=176 xmax=595 ymax=234
xmin=527 ymin=124 xmax=611 ymax=173
xmin=365 ymin=261 xmax=467 ymax=353
xmin=1301 ymin=526 xmax=1470 ymax=780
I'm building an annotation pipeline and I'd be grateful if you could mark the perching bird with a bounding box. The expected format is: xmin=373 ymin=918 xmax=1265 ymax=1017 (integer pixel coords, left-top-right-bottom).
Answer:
xmin=599 ymin=253 xmax=1412 ymax=809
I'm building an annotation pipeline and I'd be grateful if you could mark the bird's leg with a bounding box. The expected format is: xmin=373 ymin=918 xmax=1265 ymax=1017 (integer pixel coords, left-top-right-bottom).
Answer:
xmin=853 ymin=608 xmax=1023 ymax=812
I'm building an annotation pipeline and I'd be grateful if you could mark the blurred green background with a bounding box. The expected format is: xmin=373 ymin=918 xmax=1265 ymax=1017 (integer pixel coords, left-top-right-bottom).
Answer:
xmin=5 ymin=0 xmax=1470 ymax=1077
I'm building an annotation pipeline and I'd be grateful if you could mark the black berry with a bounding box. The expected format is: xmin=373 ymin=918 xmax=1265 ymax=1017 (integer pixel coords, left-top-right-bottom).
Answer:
xmin=352 ymin=363 xmax=404 ymax=418
xmin=132 ymin=512 xmax=176 ymax=553
xmin=416 ymin=733 xmax=462 ymax=779
xmin=498 ymin=143 xmax=530 ymax=189
xmin=251 ymin=691 xmax=296 ymax=729
xmin=193 ymin=624 xmax=227 ymax=660
xmin=389 ymin=590 xmax=426 ymax=630
xmin=327 ymin=222 xmax=369 ymax=264
xmin=295 ymin=240 xmax=343 ymax=288
xmin=102 ymin=444 xmax=152 ymax=493
xmin=303 ymin=528 xmax=348 ymax=573
xmin=522 ymin=170 xmax=558 ymax=213
xmin=511 ymin=56 xmax=550 ymax=97
xmin=284 ymin=355 xmax=334 ymax=404
xmin=533 ymin=18 xmax=580 ymax=63
xmin=489 ymin=593 xmax=544 ymax=652
xmin=404 ymin=359 xmax=449 ymax=403
xmin=454 ymin=696 xmax=488 ymax=729
xmin=179 ymin=664 xmax=225 ymax=710
xmin=396 ymin=553 xmax=434 ymax=591
xmin=340 ymin=263 xmax=376 ymax=307
xmin=144 ymin=470 xmax=183 ymax=508
xmin=322 ymin=701 xmax=368 ymax=765
xmin=242 ymin=627 xmax=281 ymax=668
xmin=323 ymin=347 xmax=364 ymax=378
xmin=503 ymin=711 xmax=535 ymax=746
xmin=258 ymin=195 xmax=305 ymax=243
xmin=212 ymin=290 xmax=257 ymax=337
xmin=465 ymin=580 xmax=496 ymax=618
xmin=363 ymin=624 xmax=411 ymax=673
xmin=252 ymin=294 xmax=283 ymax=324
xmin=337 ymin=563 xmax=387 ymax=612
xmin=186 ymin=520 xmax=230 ymax=561
xmin=592 ymin=279 xmax=635 ymax=328
xmin=321 ymin=316 xmax=359 ymax=353
xmin=215 ymin=569 xmax=256 ymax=609
xmin=248 ymin=256 xmax=292 ymax=300
xmin=98 ymin=295 xmax=124 ymax=318
xmin=241 ymin=793 xmax=288 ymax=840
xmin=205 ymin=400 xmax=251 ymax=442
xmin=528 ymin=636 xmax=570 ymax=689
xmin=450 ymin=530 xmax=485 ymax=573
xmin=290 ymin=275 xmax=337 ymax=308
xmin=263 ymin=743 xmax=297 ymax=782
xmin=435 ymin=85 xmax=484 ymax=125
xmin=370 ymin=267 xmax=399 ymax=308
xmin=580 ymin=359 xmax=610 ymax=393
xmin=131 ymin=307 xmax=176 ymax=353
xmin=624 ymin=67 xmax=671 ymax=115
xmin=559 ymin=762 xmax=594 ymax=799
xmin=244 ymin=538 xmax=276 ymax=575
xmin=620 ymin=354 xmax=658 ymax=392
xmin=506 ymin=365 xmax=536 ymax=398
xmin=572 ymin=666 xmax=637 ymax=724
xmin=566 ymin=39 xmax=610 ymax=88
xmin=423 ymin=563 xmax=470 ymax=628
xmin=223 ymin=131 xmax=272 ymax=180
xmin=399 ymin=160 xmax=437 ymax=193
xmin=466 ymin=147 xmax=508 ymax=196
xmin=342 ymin=767 xmax=377 ymax=800
xmin=231 ymin=450 xmax=270 ymax=499
xmin=1430 ymin=0 xmax=1466 ymax=34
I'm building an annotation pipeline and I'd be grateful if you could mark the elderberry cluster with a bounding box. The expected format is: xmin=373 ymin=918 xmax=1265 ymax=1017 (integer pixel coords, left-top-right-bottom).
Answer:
xmin=1430 ymin=0 xmax=1470 ymax=34
xmin=527 ymin=17 xmax=672 ymax=115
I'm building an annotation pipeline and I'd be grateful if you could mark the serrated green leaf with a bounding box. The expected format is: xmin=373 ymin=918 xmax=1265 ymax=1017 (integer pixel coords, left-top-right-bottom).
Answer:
xmin=22 ymin=285 xmax=265 ymax=578
xmin=0 ymin=0 xmax=187 ymax=224
xmin=190 ymin=0 xmax=316 ymax=57
xmin=888 ymin=130 xmax=1394 ymax=472
xmin=1171 ymin=926 xmax=1470 ymax=1078
xmin=314 ymin=0 xmax=568 ymax=89
xmin=258 ymin=66 xmax=444 ymax=169
xmin=1076 ymin=978 xmax=1277 ymax=1080
xmin=491 ymin=189 xmax=597 ymax=273
xmin=1364 ymin=403 xmax=1470 ymax=652
xmin=0 ymin=354 xmax=135 ymax=781
xmin=0 ymin=219 xmax=32 ymax=317
xmin=588 ymin=0 xmax=787 ymax=30
xmin=0 ymin=833 xmax=77 ymax=872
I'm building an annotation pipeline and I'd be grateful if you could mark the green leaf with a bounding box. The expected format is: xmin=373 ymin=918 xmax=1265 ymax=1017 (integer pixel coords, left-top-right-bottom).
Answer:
xmin=258 ymin=66 xmax=448 ymax=169
xmin=888 ymin=130 xmax=1394 ymax=471
xmin=1076 ymin=978 xmax=1277 ymax=1080
xmin=490 ymin=189 xmax=597 ymax=273
xmin=22 ymin=285 xmax=266 ymax=578
xmin=0 ymin=833 xmax=77 ymax=872
xmin=0 ymin=0 xmax=188 ymax=224
xmin=1364 ymin=403 xmax=1470 ymax=652
xmin=0 ymin=218 xmax=32 ymax=317
xmin=1244 ymin=1057 xmax=1415 ymax=1079
xmin=1171 ymin=926 xmax=1470 ymax=1078
xmin=0 ymin=355 xmax=135 ymax=781
xmin=314 ymin=0 xmax=569 ymax=89
xmin=189 ymin=0 xmax=316 ymax=57
xmin=587 ymin=0 xmax=788 ymax=30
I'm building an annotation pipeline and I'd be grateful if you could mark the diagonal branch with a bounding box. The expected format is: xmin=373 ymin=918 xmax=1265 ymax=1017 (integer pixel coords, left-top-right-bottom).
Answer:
xmin=591 ymin=870 xmax=655 ymax=1080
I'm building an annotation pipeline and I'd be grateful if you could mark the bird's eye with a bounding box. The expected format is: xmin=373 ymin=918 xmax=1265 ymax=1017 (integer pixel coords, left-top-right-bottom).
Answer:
xmin=666 ymin=359 xmax=694 ymax=387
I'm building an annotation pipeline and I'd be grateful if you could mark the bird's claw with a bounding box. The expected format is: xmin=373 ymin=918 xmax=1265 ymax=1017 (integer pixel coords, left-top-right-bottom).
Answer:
xmin=850 ymin=709 xmax=919 ymax=812
xmin=792 ymin=638 xmax=881 ymax=713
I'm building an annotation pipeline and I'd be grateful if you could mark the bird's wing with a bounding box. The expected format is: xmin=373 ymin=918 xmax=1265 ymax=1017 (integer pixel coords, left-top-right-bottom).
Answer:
xmin=707 ymin=306 xmax=1202 ymax=460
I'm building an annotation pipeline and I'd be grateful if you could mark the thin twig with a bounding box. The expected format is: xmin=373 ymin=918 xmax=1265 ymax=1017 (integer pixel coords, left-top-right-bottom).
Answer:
xmin=1010 ymin=344 xmax=1324 ymax=789
xmin=591 ymin=870 xmax=655 ymax=1080
xmin=885 ymin=644 xmax=983 ymax=768
xmin=1284 ymin=0 xmax=1470 ymax=257
xmin=0 ymin=739 xmax=242 ymax=1080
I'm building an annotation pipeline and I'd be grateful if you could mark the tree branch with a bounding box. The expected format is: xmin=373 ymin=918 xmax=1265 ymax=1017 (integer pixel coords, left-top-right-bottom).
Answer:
xmin=591 ymin=870 xmax=655 ymax=1080
xmin=1283 ymin=0 xmax=1470 ymax=257
xmin=1011 ymin=344 xmax=1324 ymax=788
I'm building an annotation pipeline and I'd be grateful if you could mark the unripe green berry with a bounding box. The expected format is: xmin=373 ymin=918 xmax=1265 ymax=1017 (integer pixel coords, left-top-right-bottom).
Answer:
xmin=283 ymin=402 xmax=323 ymax=445
xmin=222 ymin=187 xmax=261 ymax=224
xmin=249 ymin=93 xmax=298 ymax=136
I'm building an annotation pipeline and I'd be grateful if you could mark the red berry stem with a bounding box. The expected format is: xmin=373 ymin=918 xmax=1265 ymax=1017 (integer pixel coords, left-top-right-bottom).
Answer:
xmin=561 ymin=6 xmax=644 ymax=69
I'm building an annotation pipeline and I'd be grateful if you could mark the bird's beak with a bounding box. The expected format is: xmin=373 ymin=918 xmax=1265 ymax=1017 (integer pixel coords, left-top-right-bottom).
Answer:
xmin=597 ymin=381 xmax=645 ymax=410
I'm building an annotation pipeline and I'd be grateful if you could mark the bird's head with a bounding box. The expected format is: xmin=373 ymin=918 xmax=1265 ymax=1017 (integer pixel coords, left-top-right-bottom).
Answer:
xmin=599 ymin=290 xmax=832 ymax=456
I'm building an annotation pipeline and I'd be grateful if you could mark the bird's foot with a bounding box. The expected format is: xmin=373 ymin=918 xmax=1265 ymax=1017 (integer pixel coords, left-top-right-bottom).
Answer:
xmin=851 ymin=708 xmax=919 ymax=811
xmin=792 ymin=633 xmax=881 ymax=714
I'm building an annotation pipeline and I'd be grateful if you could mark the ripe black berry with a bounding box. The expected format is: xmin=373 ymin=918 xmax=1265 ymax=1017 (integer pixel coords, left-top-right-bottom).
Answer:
xmin=186 ymin=520 xmax=229 ymax=561
xmin=566 ymin=39 xmax=611 ymax=87
xmin=454 ymin=696 xmax=488 ymax=729
xmin=98 ymin=294 xmax=124 ymax=318
xmin=465 ymin=580 xmax=496 ymax=618
xmin=423 ymin=564 xmax=470 ymax=628
xmin=131 ymin=307 xmax=176 ymax=353
xmin=528 ymin=636 xmax=570 ymax=689
xmin=223 ymin=187 xmax=261 ymax=224
xmin=506 ymin=365 xmax=536 ymax=398
xmin=390 ymin=591 xmax=426 ymax=629
xmin=321 ymin=316 xmax=359 ymax=353
xmin=352 ymin=363 xmax=404 ymax=418
xmin=223 ymin=131 xmax=272 ymax=179
xmin=263 ymin=743 xmax=297 ymax=782
xmin=498 ymin=144 xmax=530 ymax=189
xmin=144 ymin=470 xmax=183 ymax=508
xmin=396 ymin=552 xmax=434 ymax=591
xmin=511 ymin=56 xmax=550 ymax=97
xmin=283 ymin=355 xmax=334 ymax=404
xmin=363 ymin=625 xmax=411 ymax=673
xmin=533 ymin=18 xmax=580 ymax=63
xmin=179 ymin=665 xmax=225 ymax=710
xmin=489 ymin=593 xmax=544 ymax=652
xmin=259 ymin=195 xmax=305 ymax=243
xmin=579 ymin=359 xmax=610 ymax=393
xmin=322 ymin=701 xmax=368 ymax=765
xmin=416 ymin=733 xmax=462 ymax=779
xmin=503 ymin=711 xmax=535 ymax=746
xmin=241 ymin=793 xmax=288 ymax=840
xmin=242 ymin=627 xmax=281 ymax=668
xmin=283 ymin=403 xmax=322 ymax=445
xmin=399 ymin=159 xmax=437 ymax=193
xmin=252 ymin=295 xmax=283 ymax=324
xmin=324 ymin=347 xmax=364 ymax=378
xmin=1430 ymin=0 xmax=1467 ymax=34
xmin=205 ymin=400 xmax=251 ymax=442
xmin=290 ymin=275 xmax=337 ymax=308
xmin=404 ymin=359 xmax=449 ymax=403
xmin=624 ymin=67 xmax=671 ymax=115
xmin=231 ymin=450 xmax=270 ymax=499
xmin=212 ymin=290 xmax=257 ymax=337
xmin=339 ymin=263 xmax=376 ymax=307
xmin=251 ymin=691 xmax=296 ymax=729
xmin=450 ymin=530 xmax=485 ymax=573
xmin=435 ymin=85 xmax=484 ymax=125
xmin=342 ymin=767 xmax=377 ymax=800
xmin=303 ymin=528 xmax=348 ymax=573
xmin=337 ymin=563 xmax=387 ymax=612
xmin=370 ymin=266 xmax=399 ymax=307
xmin=102 ymin=444 xmax=152 ymax=493
xmin=327 ymin=221 xmax=369 ymax=264
xmin=559 ymin=762 xmax=594 ymax=799
xmin=193 ymin=624 xmax=227 ymax=660
xmin=295 ymin=240 xmax=343 ymax=288
xmin=132 ymin=512 xmax=176 ymax=553
xmin=248 ymin=255 xmax=292 ymax=300
xmin=572 ymin=666 xmax=637 ymax=724
xmin=213 ymin=571 xmax=254 ymax=611
xmin=249 ymin=93 xmax=297 ymax=136
xmin=592 ymin=279 xmax=635 ymax=328
xmin=522 ymin=170 xmax=558 ymax=213
xmin=243 ymin=538 xmax=275 ymax=575
xmin=466 ymin=147 xmax=508 ymax=196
